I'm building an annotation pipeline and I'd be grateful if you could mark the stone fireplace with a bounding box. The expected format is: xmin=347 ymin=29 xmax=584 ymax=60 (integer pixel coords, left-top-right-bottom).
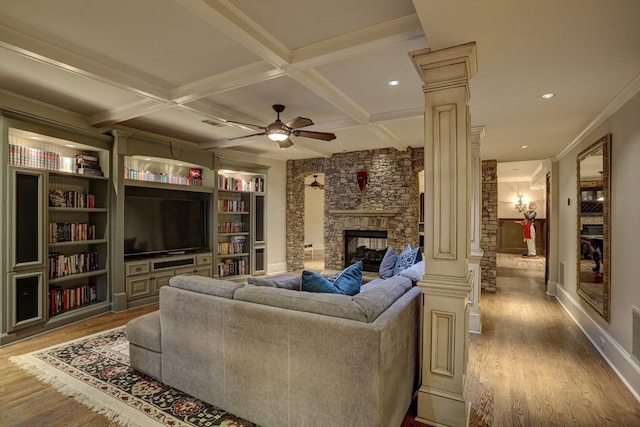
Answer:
xmin=286 ymin=148 xmax=424 ymax=271
xmin=344 ymin=229 xmax=388 ymax=272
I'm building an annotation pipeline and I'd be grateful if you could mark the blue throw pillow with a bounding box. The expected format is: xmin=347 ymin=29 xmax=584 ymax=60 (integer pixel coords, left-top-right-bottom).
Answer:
xmin=301 ymin=262 xmax=363 ymax=296
xmin=301 ymin=270 xmax=343 ymax=294
xmin=379 ymin=247 xmax=398 ymax=279
xmin=393 ymin=244 xmax=420 ymax=276
xmin=331 ymin=261 xmax=362 ymax=296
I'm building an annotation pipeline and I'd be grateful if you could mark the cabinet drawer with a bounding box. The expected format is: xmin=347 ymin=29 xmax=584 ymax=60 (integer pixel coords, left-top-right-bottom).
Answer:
xmin=126 ymin=276 xmax=150 ymax=299
xmin=126 ymin=261 xmax=150 ymax=276
xmin=174 ymin=266 xmax=195 ymax=276
xmin=196 ymin=253 xmax=212 ymax=265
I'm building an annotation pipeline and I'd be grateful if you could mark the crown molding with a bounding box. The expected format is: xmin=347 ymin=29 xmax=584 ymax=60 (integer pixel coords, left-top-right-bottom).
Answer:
xmin=556 ymin=72 xmax=640 ymax=160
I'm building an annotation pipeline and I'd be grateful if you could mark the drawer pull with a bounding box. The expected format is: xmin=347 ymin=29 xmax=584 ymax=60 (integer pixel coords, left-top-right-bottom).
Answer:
xmin=135 ymin=267 xmax=142 ymax=272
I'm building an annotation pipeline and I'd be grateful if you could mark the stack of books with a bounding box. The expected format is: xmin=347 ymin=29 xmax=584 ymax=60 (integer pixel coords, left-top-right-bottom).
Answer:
xmin=76 ymin=153 xmax=103 ymax=176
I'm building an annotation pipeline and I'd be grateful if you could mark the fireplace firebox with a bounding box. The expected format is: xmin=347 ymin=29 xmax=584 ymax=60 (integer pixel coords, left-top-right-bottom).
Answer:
xmin=344 ymin=230 xmax=388 ymax=272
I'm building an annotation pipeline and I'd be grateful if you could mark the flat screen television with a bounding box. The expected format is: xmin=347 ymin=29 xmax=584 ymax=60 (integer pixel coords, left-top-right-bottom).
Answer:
xmin=124 ymin=195 xmax=208 ymax=259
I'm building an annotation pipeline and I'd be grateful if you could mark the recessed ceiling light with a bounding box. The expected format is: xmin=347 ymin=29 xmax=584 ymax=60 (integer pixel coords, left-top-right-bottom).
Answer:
xmin=539 ymin=93 xmax=555 ymax=99
xmin=388 ymin=80 xmax=400 ymax=86
xmin=144 ymin=158 xmax=151 ymax=161
xmin=176 ymin=163 xmax=183 ymax=166
xmin=521 ymin=145 xmax=529 ymax=149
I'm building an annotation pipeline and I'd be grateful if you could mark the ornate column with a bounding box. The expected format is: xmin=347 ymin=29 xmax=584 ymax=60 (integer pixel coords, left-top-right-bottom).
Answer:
xmin=468 ymin=126 xmax=485 ymax=334
xmin=410 ymin=43 xmax=477 ymax=427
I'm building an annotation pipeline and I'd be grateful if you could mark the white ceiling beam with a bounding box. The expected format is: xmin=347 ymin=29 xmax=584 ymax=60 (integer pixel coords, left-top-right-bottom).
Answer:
xmin=365 ymin=124 xmax=408 ymax=151
xmin=177 ymin=0 xmax=291 ymax=68
xmin=290 ymin=14 xmax=424 ymax=69
xmin=288 ymin=138 xmax=333 ymax=158
xmin=177 ymin=100 xmax=264 ymax=125
xmin=171 ymin=61 xmax=284 ymax=104
xmin=0 ymin=24 xmax=171 ymax=102
xmin=89 ymin=99 xmax=171 ymax=126
xmin=198 ymin=138 xmax=255 ymax=150
xmin=289 ymin=68 xmax=371 ymax=124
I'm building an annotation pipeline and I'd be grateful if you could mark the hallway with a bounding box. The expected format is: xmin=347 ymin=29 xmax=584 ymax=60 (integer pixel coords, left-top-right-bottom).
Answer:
xmin=463 ymin=254 xmax=640 ymax=426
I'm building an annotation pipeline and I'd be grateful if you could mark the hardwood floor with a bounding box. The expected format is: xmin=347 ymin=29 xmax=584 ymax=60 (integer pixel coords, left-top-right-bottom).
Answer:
xmin=2 ymin=258 xmax=640 ymax=426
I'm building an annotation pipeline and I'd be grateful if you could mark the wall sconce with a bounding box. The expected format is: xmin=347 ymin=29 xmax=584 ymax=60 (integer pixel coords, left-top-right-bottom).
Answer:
xmin=514 ymin=194 xmax=528 ymax=213
xmin=357 ymin=171 xmax=368 ymax=191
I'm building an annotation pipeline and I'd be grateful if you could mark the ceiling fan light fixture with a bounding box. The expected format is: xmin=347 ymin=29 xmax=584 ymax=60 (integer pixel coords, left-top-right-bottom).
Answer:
xmin=266 ymin=121 xmax=290 ymax=141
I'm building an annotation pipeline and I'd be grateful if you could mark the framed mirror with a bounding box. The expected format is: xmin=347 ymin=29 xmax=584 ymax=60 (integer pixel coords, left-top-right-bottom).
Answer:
xmin=576 ymin=134 xmax=610 ymax=321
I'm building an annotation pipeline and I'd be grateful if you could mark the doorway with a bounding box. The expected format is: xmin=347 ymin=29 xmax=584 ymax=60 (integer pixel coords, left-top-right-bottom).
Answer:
xmin=304 ymin=173 xmax=325 ymax=272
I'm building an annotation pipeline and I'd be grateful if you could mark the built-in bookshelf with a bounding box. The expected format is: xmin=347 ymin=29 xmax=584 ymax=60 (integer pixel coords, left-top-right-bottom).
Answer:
xmin=215 ymin=168 xmax=267 ymax=279
xmin=124 ymin=156 xmax=203 ymax=186
xmin=2 ymin=124 xmax=111 ymax=337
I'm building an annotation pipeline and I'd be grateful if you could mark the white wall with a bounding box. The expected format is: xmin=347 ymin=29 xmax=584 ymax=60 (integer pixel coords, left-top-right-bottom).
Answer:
xmin=304 ymin=174 xmax=324 ymax=249
xmin=556 ymin=90 xmax=640 ymax=400
xmin=497 ymin=180 xmax=546 ymax=219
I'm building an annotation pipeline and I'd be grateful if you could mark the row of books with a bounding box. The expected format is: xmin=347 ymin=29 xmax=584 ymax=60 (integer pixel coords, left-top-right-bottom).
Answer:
xmin=218 ymin=199 xmax=246 ymax=212
xmin=9 ymin=144 xmax=75 ymax=172
xmin=49 ymin=190 xmax=96 ymax=208
xmin=49 ymin=284 xmax=98 ymax=316
xmin=217 ymin=221 xmax=247 ymax=233
xmin=49 ymin=223 xmax=97 ymax=243
xmin=217 ymin=257 xmax=249 ymax=277
xmin=49 ymin=251 xmax=100 ymax=279
xmin=218 ymin=175 xmax=264 ymax=192
xmin=218 ymin=242 xmax=246 ymax=255
xmin=124 ymin=168 xmax=203 ymax=186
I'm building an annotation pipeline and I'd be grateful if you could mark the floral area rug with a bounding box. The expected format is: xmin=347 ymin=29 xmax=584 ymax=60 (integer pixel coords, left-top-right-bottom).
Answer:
xmin=10 ymin=327 xmax=256 ymax=427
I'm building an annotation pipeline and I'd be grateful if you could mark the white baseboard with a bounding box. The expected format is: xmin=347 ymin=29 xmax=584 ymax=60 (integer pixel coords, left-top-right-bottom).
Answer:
xmin=546 ymin=281 xmax=557 ymax=297
xmin=555 ymin=285 xmax=640 ymax=403
xmin=267 ymin=263 xmax=288 ymax=276
xmin=469 ymin=312 xmax=482 ymax=334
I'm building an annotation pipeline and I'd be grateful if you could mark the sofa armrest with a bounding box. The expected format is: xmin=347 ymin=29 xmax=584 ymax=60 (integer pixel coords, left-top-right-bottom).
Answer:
xmin=169 ymin=275 xmax=244 ymax=299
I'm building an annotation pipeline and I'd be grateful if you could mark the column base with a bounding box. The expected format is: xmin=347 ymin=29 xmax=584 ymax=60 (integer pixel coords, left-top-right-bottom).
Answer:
xmin=469 ymin=310 xmax=482 ymax=334
xmin=416 ymin=383 xmax=471 ymax=427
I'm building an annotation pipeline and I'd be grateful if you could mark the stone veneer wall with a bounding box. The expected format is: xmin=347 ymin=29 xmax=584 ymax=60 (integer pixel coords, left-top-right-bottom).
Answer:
xmin=481 ymin=160 xmax=498 ymax=291
xmin=286 ymin=148 xmax=423 ymax=271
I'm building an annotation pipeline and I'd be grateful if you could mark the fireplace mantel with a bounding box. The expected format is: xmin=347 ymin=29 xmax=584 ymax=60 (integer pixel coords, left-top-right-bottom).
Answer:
xmin=329 ymin=209 xmax=399 ymax=217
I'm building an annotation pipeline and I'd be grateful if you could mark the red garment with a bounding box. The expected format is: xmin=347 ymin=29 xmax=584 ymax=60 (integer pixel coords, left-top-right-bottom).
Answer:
xmin=522 ymin=219 xmax=532 ymax=239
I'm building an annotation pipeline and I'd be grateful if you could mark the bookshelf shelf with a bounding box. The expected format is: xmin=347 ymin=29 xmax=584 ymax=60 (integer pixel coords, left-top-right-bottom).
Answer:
xmin=49 ymin=207 xmax=108 ymax=213
xmin=124 ymin=179 xmax=213 ymax=193
xmin=49 ymin=239 xmax=108 ymax=248
xmin=48 ymin=300 xmax=109 ymax=321
xmin=50 ymin=170 xmax=109 ymax=180
xmin=218 ymin=211 xmax=250 ymax=214
xmin=217 ymin=232 xmax=250 ymax=237
xmin=218 ymin=253 xmax=250 ymax=258
xmin=49 ymin=269 xmax=108 ymax=284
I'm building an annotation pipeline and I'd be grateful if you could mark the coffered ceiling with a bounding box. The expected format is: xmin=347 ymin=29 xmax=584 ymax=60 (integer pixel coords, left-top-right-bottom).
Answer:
xmin=0 ymin=0 xmax=639 ymax=165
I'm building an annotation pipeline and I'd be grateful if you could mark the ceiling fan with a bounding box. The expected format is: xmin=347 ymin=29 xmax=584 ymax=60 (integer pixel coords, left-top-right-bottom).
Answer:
xmin=225 ymin=104 xmax=336 ymax=149
xmin=307 ymin=175 xmax=325 ymax=190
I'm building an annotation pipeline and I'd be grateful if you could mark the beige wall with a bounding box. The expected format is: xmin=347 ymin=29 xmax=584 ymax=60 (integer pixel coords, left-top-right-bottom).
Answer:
xmin=557 ymin=90 xmax=640 ymax=396
xmin=304 ymin=175 xmax=324 ymax=250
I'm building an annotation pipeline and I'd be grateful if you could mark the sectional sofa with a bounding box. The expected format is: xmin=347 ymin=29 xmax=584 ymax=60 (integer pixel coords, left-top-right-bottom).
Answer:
xmin=126 ymin=273 xmax=421 ymax=427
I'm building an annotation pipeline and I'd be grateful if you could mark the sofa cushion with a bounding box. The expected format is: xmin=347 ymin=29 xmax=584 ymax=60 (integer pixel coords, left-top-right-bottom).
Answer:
xmin=234 ymin=286 xmax=367 ymax=322
xmin=126 ymin=311 xmax=161 ymax=352
xmin=398 ymin=260 xmax=425 ymax=282
xmin=248 ymin=274 xmax=301 ymax=291
xmin=302 ymin=262 xmax=362 ymax=296
xmin=393 ymin=244 xmax=421 ymax=276
xmin=169 ymin=275 xmax=244 ymax=299
xmin=353 ymin=275 xmax=413 ymax=322
xmin=379 ymin=247 xmax=398 ymax=279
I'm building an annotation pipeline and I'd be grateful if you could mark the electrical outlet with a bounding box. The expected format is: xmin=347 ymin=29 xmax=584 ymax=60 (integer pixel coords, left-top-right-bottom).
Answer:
xmin=600 ymin=337 xmax=606 ymax=350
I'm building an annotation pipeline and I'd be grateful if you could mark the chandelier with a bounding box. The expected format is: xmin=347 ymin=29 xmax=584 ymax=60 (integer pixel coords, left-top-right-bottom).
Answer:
xmin=514 ymin=194 xmax=527 ymax=213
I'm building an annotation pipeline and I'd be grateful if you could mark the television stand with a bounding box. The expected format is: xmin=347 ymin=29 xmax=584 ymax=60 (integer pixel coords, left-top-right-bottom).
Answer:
xmin=125 ymin=252 xmax=212 ymax=305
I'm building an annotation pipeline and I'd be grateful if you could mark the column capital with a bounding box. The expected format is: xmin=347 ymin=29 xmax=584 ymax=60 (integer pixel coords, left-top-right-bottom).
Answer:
xmin=470 ymin=125 xmax=485 ymax=150
xmin=410 ymin=43 xmax=477 ymax=97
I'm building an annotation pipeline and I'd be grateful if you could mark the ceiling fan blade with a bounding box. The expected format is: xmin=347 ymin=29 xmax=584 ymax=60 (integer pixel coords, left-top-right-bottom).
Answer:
xmin=294 ymin=130 xmax=336 ymax=141
xmin=227 ymin=132 xmax=266 ymax=141
xmin=225 ymin=120 xmax=266 ymax=130
xmin=285 ymin=117 xmax=313 ymax=129
xmin=277 ymin=138 xmax=294 ymax=149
